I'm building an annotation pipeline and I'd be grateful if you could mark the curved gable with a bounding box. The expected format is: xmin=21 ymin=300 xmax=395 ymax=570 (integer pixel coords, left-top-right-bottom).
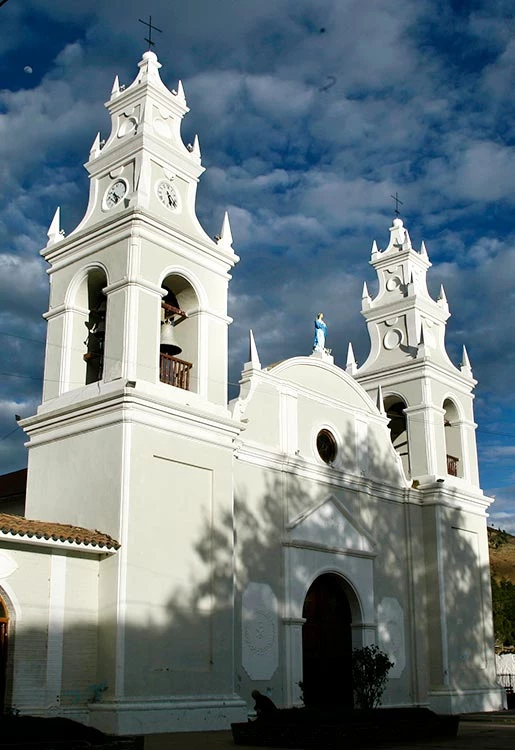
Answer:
xmin=269 ymin=357 xmax=377 ymax=414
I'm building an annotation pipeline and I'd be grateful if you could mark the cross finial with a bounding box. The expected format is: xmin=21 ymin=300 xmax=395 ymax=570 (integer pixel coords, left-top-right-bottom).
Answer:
xmin=390 ymin=191 xmax=403 ymax=216
xmin=139 ymin=16 xmax=162 ymax=50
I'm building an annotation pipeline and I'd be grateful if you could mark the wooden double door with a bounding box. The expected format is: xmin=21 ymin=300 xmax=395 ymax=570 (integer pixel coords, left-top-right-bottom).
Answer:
xmin=302 ymin=574 xmax=353 ymax=709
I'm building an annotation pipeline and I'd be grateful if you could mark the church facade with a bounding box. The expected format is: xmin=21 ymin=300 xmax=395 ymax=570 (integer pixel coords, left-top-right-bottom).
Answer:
xmin=0 ymin=50 xmax=504 ymax=735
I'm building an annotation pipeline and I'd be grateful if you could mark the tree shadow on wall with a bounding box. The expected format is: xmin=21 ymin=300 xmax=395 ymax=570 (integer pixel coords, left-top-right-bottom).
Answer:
xmin=1 ymin=420 xmax=500 ymax=722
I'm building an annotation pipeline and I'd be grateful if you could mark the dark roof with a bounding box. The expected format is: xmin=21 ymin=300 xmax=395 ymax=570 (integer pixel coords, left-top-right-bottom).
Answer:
xmin=0 ymin=513 xmax=120 ymax=551
xmin=0 ymin=468 xmax=27 ymax=501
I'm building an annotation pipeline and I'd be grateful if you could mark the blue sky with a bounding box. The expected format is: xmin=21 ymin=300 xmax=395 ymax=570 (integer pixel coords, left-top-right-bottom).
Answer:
xmin=1 ymin=0 xmax=515 ymax=530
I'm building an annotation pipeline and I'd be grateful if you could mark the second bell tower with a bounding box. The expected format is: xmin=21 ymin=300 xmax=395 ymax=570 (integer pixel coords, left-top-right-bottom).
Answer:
xmin=355 ymin=218 xmax=480 ymax=489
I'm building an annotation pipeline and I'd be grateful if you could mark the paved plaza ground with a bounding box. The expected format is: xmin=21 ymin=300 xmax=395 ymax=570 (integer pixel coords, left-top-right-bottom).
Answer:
xmin=144 ymin=713 xmax=515 ymax=750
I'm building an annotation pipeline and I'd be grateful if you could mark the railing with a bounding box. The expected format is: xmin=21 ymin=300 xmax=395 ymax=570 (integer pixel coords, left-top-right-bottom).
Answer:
xmin=497 ymin=673 xmax=515 ymax=690
xmin=497 ymin=674 xmax=515 ymax=709
xmin=160 ymin=353 xmax=192 ymax=390
xmin=447 ymin=455 xmax=459 ymax=476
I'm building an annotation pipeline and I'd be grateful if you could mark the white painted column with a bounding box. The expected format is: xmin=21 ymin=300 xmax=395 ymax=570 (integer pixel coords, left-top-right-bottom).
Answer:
xmin=283 ymin=617 xmax=305 ymax=707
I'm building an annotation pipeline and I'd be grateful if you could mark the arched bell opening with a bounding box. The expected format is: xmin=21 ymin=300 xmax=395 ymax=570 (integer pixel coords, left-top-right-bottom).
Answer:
xmin=384 ymin=395 xmax=410 ymax=477
xmin=83 ymin=269 xmax=108 ymax=385
xmin=443 ymin=398 xmax=463 ymax=478
xmin=66 ymin=267 xmax=108 ymax=391
xmin=160 ymin=274 xmax=199 ymax=392
xmin=302 ymin=573 xmax=354 ymax=709
xmin=0 ymin=594 xmax=9 ymax=714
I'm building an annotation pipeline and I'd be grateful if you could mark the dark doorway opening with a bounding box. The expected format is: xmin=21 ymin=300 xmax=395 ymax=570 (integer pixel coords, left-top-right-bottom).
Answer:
xmin=302 ymin=573 xmax=353 ymax=709
xmin=0 ymin=596 xmax=8 ymax=714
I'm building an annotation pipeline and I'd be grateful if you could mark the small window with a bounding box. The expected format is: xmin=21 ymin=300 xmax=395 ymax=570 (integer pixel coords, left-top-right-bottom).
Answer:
xmin=317 ymin=429 xmax=337 ymax=464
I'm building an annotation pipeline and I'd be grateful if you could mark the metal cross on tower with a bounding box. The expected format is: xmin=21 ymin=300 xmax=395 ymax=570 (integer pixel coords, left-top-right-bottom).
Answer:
xmin=139 ymin=16 xmax=162 ymax=50
xmin=390 ymin=192 xmax=403 ymax=217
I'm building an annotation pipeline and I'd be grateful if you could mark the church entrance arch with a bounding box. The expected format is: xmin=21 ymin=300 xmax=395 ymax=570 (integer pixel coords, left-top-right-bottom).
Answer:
xmin=302 ymin=573 xmax=353 ymax=709
xmin=0 ymin=595 xmax=8 ymax=714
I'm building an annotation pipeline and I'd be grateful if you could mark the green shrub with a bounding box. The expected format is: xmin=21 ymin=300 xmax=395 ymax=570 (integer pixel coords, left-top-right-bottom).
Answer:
xmin=352 ymin=645 xmax=394 ymax=709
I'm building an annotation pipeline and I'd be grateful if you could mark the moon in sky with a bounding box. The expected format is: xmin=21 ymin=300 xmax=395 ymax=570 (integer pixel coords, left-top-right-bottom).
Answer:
xmin=24 ymin=66 xmax=33 ymax=74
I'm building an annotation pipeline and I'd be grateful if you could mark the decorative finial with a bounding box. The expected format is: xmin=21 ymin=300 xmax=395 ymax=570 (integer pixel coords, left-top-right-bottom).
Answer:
xmin=437 ymin=284 xmax=448 ymax=306
xmin=362 ymin=281 xmax=371 ymax=310
xmin=388 ymin=216 xmax=412 ymax=251
xmin=90 ymin=132 xmax=101 ymax=158
xmin=390 ymin=191 xmax=403 ymax=217
xmin=420 ymin=240 xmax=429 ymax=260
xmin=346 ymin=343 xmax=357 ymax=375
xmin=111 ymin=75 xmax=120 ymax=98
xmin=176 ymin=80 xmax=186 ymax=101
xmin=139 ymin=16 xmax=162 ymax=51
xmin=248 ymin=329 xmax=261 ymax=369
xmin=460 ymin=345 xmax=473 ymax=376
xmin=376 ymin=384 xmax=386 ymax=415
xmin=191 ymin=134 xmax=201 ymax=162
xmin=47 ymin=207 xmax=61 ymax=246
xmin=216 ymin=211 xmax=233 ymax=248
xmin=371 ymin=240 xmax=379 ymax=259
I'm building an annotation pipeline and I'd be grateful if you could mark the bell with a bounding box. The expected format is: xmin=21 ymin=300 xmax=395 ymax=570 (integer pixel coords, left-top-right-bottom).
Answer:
xmin=160 ymin=319 xmax=182 ymax=356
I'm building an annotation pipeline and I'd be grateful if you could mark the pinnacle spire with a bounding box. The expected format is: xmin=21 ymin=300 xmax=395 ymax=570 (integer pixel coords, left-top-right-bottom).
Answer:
xmin=376 ymin=384 xmax=386 ymax=415
xmin=460 ymin=345 xmax=473 ymax=376
xmin=175 ymin=79 xmax=186 ymax=102
xmin=361 ymin=281 xmax=371 ymax=311
xmin=437 ymin=284 xmax=449 ymax=311
xmin=191 ymin=134 xmax=201 ymax=162
xmin=420 ymin=240 xmax=429 ymax=260
xmin=111 ymin=75 xmax=120 ymax=98
xmin=47 ymin=207 xmax=61 ymax=246
xmin=246 ymin=329 xmax=261 ymax=370
xmin=90 ymin=132 xmax=101 ymax=158
xmin=216 ymin=211 xmax=233 ymax=248
xmin=346 ymin=342 xmax=357 ymax=375
xmin=371 ymin=240 xmax=379 ymax=259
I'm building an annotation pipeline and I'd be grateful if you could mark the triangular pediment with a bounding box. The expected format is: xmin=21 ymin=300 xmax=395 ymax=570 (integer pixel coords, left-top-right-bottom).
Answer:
xmin=286 ymin=495 xmax=376 ymax=555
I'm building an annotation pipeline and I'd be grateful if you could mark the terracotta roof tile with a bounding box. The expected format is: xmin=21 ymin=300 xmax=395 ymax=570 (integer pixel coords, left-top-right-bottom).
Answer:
xmin=0 ymin=513 xmax=120 ymax=550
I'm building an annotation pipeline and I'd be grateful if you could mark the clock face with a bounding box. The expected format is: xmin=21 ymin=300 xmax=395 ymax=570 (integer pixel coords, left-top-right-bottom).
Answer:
xmin=105 ymin=179 xmax=127 ymax=209
xmin=157 ymin=180 xmax=179 ymax=211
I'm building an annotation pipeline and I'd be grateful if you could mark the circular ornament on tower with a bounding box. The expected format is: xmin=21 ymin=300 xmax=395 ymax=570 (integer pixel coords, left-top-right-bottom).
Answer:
xmin=118 ymin=117 xmax=138 ymax=138
xmin=386 ymin=276 xmax=401 ymax=291
xmin=156 ymin=179 xmax=180 ymax=212
xmin=104 ymin=179 xmax=128 ymax=209
xmin=316 ymin=429 xmax=337 ymax=464
xmin=383 ymin=328 xmax=403 ymax=350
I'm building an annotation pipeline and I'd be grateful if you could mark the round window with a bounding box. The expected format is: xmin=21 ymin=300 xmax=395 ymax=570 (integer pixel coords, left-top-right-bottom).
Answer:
xmin=317 ymin=429 xmax=337 ymax=464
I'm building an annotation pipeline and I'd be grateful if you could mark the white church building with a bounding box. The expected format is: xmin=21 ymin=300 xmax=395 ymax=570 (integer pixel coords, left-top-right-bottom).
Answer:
xmin=0 ymin=50 xmax=504 ymax=735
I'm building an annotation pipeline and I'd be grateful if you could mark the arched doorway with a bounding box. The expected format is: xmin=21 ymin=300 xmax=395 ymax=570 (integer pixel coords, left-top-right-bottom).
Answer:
xmin=0 ymin=596 xmax=8 ymax=714
xmin=302 ymin=574 xmax=353 ymax=709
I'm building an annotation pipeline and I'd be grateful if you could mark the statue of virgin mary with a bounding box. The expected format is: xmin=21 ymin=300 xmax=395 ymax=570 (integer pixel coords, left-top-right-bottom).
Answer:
xmin=313 ymin=313 xmax=327 ymax=352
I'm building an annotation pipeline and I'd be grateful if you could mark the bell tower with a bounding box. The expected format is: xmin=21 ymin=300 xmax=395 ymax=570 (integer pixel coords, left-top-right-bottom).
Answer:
xmin=355 ymin=217 xmax=479 ymax=488
xmin=38 ymin=50 xmax=236 ymax=407
xmin=21 ymin=51 xmax=246 ymax=733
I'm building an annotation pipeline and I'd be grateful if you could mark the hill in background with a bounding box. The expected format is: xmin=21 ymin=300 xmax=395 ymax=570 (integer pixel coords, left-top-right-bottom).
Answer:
xmin=488 ymin=527 xmax=515 ymax=583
